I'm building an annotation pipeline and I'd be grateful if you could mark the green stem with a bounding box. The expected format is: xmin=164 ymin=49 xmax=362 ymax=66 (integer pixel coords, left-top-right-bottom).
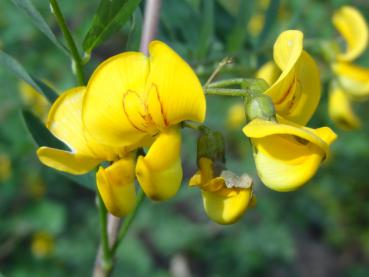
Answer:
xmin=97 ymin=193 xmax=112 ymax=272
xmin=111 ymin=190 xmax=145 ymax=256
xmin=49 ymin=0 xmax=85 ymax=85
xmin=205 ymin=87 xmax=251 ymax=97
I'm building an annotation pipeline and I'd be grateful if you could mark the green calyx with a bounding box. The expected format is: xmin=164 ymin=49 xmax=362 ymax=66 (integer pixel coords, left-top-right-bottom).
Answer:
xmin=197 ymin=128 xmax=226 ymax=166
xmin=244 ymin=93 xmax=276 ymax=122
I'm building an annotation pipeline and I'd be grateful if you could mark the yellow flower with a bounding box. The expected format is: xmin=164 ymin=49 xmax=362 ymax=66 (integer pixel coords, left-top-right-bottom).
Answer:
xmin=189 ymin=157 xmax=253 ymax=225
xmin=243 ymin=119 xmax=337 ymax=192
xmin=328 ymin=82 xmax=361 ymax=130
xmin=256 ymin=30 xmax=321 ymax=125
xmin=332 ymin=62 xmax=369 ymax=101
xmin=19 ymin=81 xmax=50 ymax=121
xmin=248 ymin=14 xmax=265 ymax=37
xmin=332 ymin=6 xmax=368 ymax=62
xmin=226 ymin=103 xmax=246 ymax=129
xmin=0 ymin=154 xmax=11 ymax=182
xmin=25 ymin=175 xmax=47 ymax=199
xmin=37 ymin=41 xmax=205 ymax=213
xmin=328 ymin=6 xmax=369 ymax=130
xmin=82 ymin=40 xmax=205 ymax=201
xmin=31 ymin=231 xmax=55 ymax=258
xmin=37 ymin=87 xmax=137 ymax=217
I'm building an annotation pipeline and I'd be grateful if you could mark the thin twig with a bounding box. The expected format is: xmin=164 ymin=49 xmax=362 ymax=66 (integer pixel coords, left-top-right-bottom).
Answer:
xmin=110 ymin=190 xmax=146 ymax=255
xmin=203 ymin=57 xmax=233 ymax=89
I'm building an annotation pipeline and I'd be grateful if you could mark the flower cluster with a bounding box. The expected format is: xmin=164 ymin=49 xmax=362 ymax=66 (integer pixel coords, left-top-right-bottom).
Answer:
xmin=327 ymin=6 xmax=369 ymax=130
xmin=37 ymin=41 xmax=206 ymax=216
xmin=36 ymin=31 xmax=338 ymax=225
xmin=249 ymin=30 xmax=337 ymax=192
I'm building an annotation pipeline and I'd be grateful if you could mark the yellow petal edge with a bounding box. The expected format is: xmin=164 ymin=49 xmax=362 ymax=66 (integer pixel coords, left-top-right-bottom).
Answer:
xmin=243 ymin=119 xmax=337 ymax=191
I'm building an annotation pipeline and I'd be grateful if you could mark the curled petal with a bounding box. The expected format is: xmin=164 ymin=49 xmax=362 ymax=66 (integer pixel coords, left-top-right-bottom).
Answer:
xmin=83 ymin=52 xmax=151 ymax=148
xmin=256 ymin=61 xmax=281 ymax=86
xmin=273 ymin=30 xmax=303 ymax=70
xmin=37 ymin=147 xmax=101 ymax=174
xmin=97 ymin=157 xmax=137 ymax=217
xmin=202 ymin=188 xmax=253 ymax=225
xmin=147 ymin=41 xmax=206 ymax=127
xmin=333 ymin=6 xmax=368 ymax=62
xmin=332 ymin=62 xmax=369 ymax=100
xmin=136 ymin=126 xmax=183 ymax=201
xmin=47 ymin=87 xmax=93 ymax=156
xmin=266 ymin=31 xmax=320 ymax=125
xmin=243 ymin=119 xmax=337 ymax=191
xmin=47 ymin=87 xmax=118 ymax=160
xmin=277 ymin=51 xmax=321 ymax=125
xmin=329 ymin=84 xmax=361 ymax=130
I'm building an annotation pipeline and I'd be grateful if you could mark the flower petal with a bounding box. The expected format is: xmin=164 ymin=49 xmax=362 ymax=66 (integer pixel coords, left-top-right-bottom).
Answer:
xmin=333 ymin=6 xmax=368 ymax=62
xmin=146 ymin=41 xmax=206 ymax=127
xmin=47 ymin=87 xmax=93 ymax=156
xmin=136 ymin=126 xmax=183 ymax=201
xmin=83 ymin=52 xmax=151 ymax=148
xmin=328 ymin=84 xmax=361 ymax=130
xmin=202 ymin=188 xmax=252 ymax=224
xmin=243 ymin=119 xmax=335 ymax=155
xmin=37 ymin=147 xmax=101 ymax=174
xmin=97 ymin=157 xmax=137 ymax=217
xmin=256 ymin=61 xmax=281 ymax=86
xmin=243 ymin=119 xmax=337 ymax=191
xmin=273 ymin=30 xmax=303 ymax=70
xmin=266 ymin=31 xmax=320 ymax=125
xmin=332 ymin=62 xmax=369 ymax=100
xmin=277 ymin=51 xmax=321 ymax=125
xmin=47 ymin=87 xmax=118 ymax=160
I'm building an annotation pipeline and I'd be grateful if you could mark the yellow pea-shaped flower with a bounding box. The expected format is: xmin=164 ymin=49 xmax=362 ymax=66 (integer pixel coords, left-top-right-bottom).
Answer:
xmin=333 ymin=6 xmax=368 ymax=62
xmin=243 ymin=119 xmax=337 ymax=192
xmin=258 ymin=30 xmax=321 ymax=125
xmin=189 ymin=158 xmax=253 ymax=225
xmin=328 ymin=83 xmax=361 ymax=130
xmin=36 ymin=87 xmax=137 ymax=216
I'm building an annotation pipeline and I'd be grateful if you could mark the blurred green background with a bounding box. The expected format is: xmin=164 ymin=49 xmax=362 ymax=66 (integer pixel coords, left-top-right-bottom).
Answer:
xmin=1 ymin=0 xmax=369 ymax=276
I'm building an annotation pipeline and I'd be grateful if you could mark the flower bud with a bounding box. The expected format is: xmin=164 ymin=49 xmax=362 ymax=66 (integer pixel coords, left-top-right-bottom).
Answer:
xmin=244 ymin=93 xmax=276 ymax=121
xmin=197 ymin=129 xmax=225 ymax=165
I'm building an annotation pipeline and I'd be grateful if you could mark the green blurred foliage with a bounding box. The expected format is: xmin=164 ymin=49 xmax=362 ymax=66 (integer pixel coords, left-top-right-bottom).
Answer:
xmin=1 ymin=0 xmax=369 ymax=276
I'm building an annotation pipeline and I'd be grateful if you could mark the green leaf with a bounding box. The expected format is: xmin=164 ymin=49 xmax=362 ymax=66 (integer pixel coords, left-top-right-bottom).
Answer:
xmin=11 ymin=0 xmax=69 ymax=55
xmin=21 ymin=110 xmax=96 ymax=190
xmin=21 ymin=110 xmax=68 ymax=150
xmin=226 ymin=0 xmax=254 ymax=53
xmin=195 ymin=0 xmax=214 ymax=60
xmin=32 ymin=78 xmax=59 ymax=103
xmin=20 ymin=200 xmax=66 ymax=235
xmin=125 ymin=9 xmax=143 ymax=51
xmin=255 ymin=0 xmax=280 ymax=47
xmin=83 ymin=0 xmax=143 ymax=54
xmin=0 ymin=51 xmax=58 ymax=103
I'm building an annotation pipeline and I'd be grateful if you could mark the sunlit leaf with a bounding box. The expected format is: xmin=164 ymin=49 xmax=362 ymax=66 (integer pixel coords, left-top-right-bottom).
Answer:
xmin=0 ymin=51 xmax=58 ymax=103
xmin=11 ymin=0 xmax=69 ymax=55
xmin=83 ymin=0 xmax=143 ymax=54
